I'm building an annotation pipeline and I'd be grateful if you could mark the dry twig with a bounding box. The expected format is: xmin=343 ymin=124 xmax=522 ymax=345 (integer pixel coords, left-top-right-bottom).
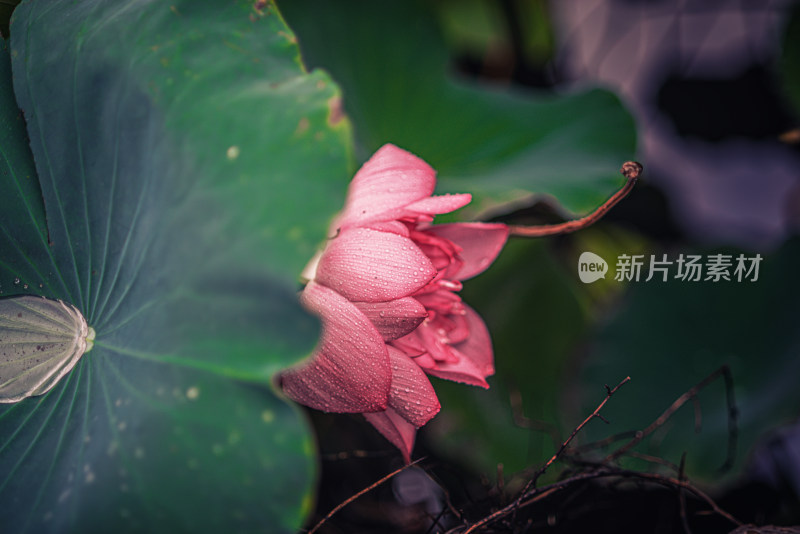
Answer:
xmin=459 ymin=377 xmax=631 ymax=534
xmin=307 ymin=457 xmax=425 ymax=534
xmin=453 ymin=366 xmax=741 ymax=533
xmin=605 ymin=365 xmax=738 ymax=471
xmin=448 ymin=465 xmax=742 ymax=533
xmin=525 ymin=377 xmax=631 ymax=491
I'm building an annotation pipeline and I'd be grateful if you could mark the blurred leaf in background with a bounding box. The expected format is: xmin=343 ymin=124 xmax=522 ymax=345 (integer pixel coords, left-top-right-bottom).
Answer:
xmin=279 ymin=0 xmax=637 ymax=219
xmin=780 ymin=3 xmax=800 ymax=140
xmin=0 ymin=0 xmax=352 ymax=531
xmin=432 ymin=0 xmax=555 ymax=86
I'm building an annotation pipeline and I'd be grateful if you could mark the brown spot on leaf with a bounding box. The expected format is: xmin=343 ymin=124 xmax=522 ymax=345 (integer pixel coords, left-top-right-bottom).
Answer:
xmin=295 ymin=117 xmax=310 ymax=136
xmin=277 ymin=31 xmax=297 ymax=45
xmin=327 ymin=96 xmax=344 ymax=126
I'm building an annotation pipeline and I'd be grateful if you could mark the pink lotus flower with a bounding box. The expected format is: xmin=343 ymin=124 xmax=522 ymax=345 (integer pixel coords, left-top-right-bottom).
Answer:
xmin=279 ymin=144 xmax=508 ymax=461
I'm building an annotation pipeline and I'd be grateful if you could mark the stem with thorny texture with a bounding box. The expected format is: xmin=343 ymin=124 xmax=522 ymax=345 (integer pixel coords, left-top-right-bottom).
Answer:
xmin=508 ymin=161 xmax=643 ymax=238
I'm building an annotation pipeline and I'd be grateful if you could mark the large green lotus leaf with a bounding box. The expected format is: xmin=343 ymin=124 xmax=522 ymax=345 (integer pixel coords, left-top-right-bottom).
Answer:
xmin=279 ymin=0 xmax=637 ymax=217
xmin=576 ymin=241 xmax=800 ymax=483
xmin=1 ymin=0 xmax=354 ymax=530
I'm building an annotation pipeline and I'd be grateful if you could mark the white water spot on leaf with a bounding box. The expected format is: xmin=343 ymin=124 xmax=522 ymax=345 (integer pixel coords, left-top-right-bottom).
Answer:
xmin=226 ymin=145 xmax=240 ymax=160
xmin=186 ymin=386 xmax=200 ymax=400
xmin=0 ymin=295 xmax=95 ymax=403
xmin=84 ymin=463 xmax=95 ymax=484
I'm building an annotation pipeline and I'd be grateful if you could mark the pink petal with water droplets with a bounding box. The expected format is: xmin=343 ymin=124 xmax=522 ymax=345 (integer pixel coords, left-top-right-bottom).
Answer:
xmin=337 ymin=144 xmax=436 ymax=228
xmin=423 ymin=350 xmax=490 ymax=388
xmin=391 ymin=333 xmax=427 ymax=357
xmin=280 ymin=282 xmax=391 ymax=412
xmin=404 ymin=194 xmax=472 ymax=216
xmin=316 ymin=228 xmax=436 ymax=302
xmin=453 ymin=304 xmax=495 ymax=376
xmin=421 ymin=305 xmax=494 ymax=387
xmin=364 ymin=409 xmax=417 ymax=463
xmin=415 ymin=322 xmax=460 ymax=364
xmin=411 ymin=351 xmax=438 ymax=369
xmin=428 ymin=223 xmax=509 ymax=280
xmin=353 ymin=298 xmax=428 ymax=341
xmin=414 ymin=289 xmax=462 ymax=313
xmin=386 ymin=346 xmax=441 ymax=427
xmin=443 ymin=311 xmax=470 ymax=345
xmin=410 ymin=229 xmax=461 ymax=276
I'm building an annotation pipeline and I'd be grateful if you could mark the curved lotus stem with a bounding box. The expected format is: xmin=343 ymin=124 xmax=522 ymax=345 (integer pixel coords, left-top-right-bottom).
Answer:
xmin=508 ymin=161 xmax=643 ymax=238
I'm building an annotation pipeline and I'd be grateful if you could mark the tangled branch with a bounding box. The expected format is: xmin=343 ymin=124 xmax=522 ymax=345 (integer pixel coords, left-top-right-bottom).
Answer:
xmin=451 ymin=366 xmax=740 ymax=533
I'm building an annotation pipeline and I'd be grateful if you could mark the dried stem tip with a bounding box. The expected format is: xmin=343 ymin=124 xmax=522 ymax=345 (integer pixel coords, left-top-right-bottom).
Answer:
xmin=621 ymin=160 xmax=643 ymax=180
